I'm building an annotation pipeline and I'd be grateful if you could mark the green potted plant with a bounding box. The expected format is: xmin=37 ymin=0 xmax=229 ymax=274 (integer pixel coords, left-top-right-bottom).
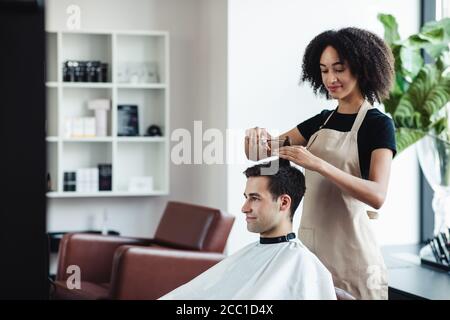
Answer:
xmin=378 ymin=13 xmax=450 ymax=236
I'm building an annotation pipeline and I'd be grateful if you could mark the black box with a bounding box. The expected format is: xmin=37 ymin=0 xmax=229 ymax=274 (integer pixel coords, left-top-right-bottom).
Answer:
xmin=63 ymin=171 xmax=76 ymax=192
xmin=117 ymin=105 xmax=139 ymax=136
xmin=98 ymin=164 xmax=112 ymax=191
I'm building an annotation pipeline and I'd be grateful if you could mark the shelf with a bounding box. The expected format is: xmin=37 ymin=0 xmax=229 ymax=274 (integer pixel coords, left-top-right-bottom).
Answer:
xmin=46 ymin=190 xmax=168 ymax=198
xmin=47 ymin=82 xmax=165 ymax=89
xmin=117 ymin=88 xmax=165 ymax=136
xmin=115 ymin=142 xmax=167 ymax=192
xmin=47 ymin=82 xmax=165 ymax=90
xmin=62 ymin=141 xmax=112 ymax=170
xmin=62 ymin=137 xmax=113 ymax=142
xmin=49 ymin=137 xmax=164 ymax=142
xmin=46 ymin=30 xmax=169 ymax=197
xmin=62 ymin=82 xmax=113 ymax=89
xmin=116 ymin=137 xmax=165 ymax=142
xmin=46 ymin=82 xmax=58 ymax=88
xmin=116 ymin=34 xmax=166 ymax=84
xmin=61 ymin=32 xmax=113 ymax=82
xmin=115 ymin=30 xmax=168 ymax=36
xmin=61 ymin=87 xmax=113 ymax=138
xmin=116 ymin=83 xmax=166 ymax=89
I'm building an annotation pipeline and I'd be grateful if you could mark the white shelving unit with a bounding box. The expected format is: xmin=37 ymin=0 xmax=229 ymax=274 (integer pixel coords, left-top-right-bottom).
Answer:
xmin=46 ymin=30 xmax=170 ymax=197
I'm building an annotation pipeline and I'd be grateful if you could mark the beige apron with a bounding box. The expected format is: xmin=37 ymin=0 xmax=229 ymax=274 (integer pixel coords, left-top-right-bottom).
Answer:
xmin=299 ymin=100 xmax=388 ymax=300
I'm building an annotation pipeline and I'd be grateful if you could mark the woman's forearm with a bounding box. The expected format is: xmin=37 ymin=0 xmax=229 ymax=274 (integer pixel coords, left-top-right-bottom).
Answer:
xmin=316 ymin=160 xmax=386 ymax=209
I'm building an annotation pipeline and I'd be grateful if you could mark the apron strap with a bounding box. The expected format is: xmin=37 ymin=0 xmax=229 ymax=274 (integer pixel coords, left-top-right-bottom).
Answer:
xmin=319 ymin=108 xmax=337 ymax=129
xmin=350 ymin=100 xmax=372 ymax=133
xmin=321 ymin=100 xmax=373 ymax=132
xmin=356 ymin=101 xmax=378 ymax=220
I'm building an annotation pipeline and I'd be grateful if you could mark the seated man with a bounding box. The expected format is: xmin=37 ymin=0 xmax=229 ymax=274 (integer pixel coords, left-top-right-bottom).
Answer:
xmin=159 ymin=160 xmax=336 ymax=300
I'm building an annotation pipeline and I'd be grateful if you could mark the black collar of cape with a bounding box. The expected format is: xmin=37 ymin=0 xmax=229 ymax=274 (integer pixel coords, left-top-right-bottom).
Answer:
xmin=259 ymin=232 xmax=296 ymax=244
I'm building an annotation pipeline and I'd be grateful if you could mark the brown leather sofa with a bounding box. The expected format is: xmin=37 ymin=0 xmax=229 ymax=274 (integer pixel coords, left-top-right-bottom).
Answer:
xmin=51 ymin=201 xmax=235 ymax=300
xmin=109 ymin=246 xmax=224 ymax=299
xmin=51 ymin=234 xmax=150 ymax=300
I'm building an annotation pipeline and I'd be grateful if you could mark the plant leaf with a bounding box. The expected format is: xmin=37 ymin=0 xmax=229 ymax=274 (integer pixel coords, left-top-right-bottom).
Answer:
xmin=383 ymin=72 xmax=408 ymax=116
xmin=407 ymin=34 xmax=432 ymax=49
xmin=425 ymin=43 xmax=449 ymax=59
xmin=420 ymin=18 xmax=450 ymax=59
xmin=378 ymin=13 xmax=401 ymax=45
xmin=400 ymin=46 xmax=423 ymax=80
xmin=383 ymin=94 xmax=401 ymax=116
xmin=380 ymin=15 xmax=450 ymax=154
xmin=421 ymin=18 xmax=450 ymax=38
xmin=437 ymin=50 xmax=450 ymax=71
xmin=406 ymin=28 xmax=447 ymax=59
xmin=431 ymin=117 xmax=448 ymax=135
xmin=394 ymin=64 xmax=450 ymax=130
xmin=420 ymin=28 xmax=444 ymax=42
xmin=395 ymin=128 xmax=426 ymax=154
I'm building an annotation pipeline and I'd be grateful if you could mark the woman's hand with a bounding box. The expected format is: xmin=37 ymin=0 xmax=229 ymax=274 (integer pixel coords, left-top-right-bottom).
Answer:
xmin=245 ymin=127 xmax=272 ymax=160
xmin=275 ymin=146 xmax=322 ymax=171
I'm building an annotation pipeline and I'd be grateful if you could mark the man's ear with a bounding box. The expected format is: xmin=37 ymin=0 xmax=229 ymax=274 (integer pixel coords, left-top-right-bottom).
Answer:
xmin=279 ymin=194 xmax=291 ymax=212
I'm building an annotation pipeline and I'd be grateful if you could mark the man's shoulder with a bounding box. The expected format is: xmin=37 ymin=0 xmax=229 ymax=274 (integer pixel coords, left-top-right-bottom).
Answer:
xmin=226 ymin=241 xmax=259 ymax=257
xmin=288 ymin=240 xmax=318 ymax=259
xmin=289 ymin=240 xmax=331 ymax=269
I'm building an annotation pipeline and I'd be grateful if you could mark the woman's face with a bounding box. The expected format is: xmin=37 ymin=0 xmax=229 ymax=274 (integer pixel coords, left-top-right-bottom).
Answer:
xmin=319 ymin=45 xmax=359 ymax=100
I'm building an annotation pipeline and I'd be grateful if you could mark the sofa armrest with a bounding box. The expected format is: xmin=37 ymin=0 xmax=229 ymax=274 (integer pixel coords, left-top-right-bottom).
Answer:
xmin=56 ymin=233 xmax=151 ymax=283
xmin=110 ymin=246 xmax=224 ymax=300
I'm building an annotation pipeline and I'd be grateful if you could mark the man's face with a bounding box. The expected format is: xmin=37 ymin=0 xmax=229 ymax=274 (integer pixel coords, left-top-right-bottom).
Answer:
xmin=242 ymin=176 xmax=282 ymax=235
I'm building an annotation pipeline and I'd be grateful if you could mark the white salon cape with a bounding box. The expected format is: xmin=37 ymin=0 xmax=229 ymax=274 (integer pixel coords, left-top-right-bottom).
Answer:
xmin=159 ymin=238 xmax=336 ymax=300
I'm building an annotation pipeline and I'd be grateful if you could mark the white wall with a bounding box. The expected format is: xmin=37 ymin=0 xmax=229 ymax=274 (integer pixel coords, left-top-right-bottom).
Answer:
xmin=227 ymin=0 xmax=421 ymax=253
xmin=45 ymin=0 xmax=422 ymax=257
xmin=45 ymin=0 xmax=228 ymax=237
xmin=190 ymin=0 xmax=228 ymax=209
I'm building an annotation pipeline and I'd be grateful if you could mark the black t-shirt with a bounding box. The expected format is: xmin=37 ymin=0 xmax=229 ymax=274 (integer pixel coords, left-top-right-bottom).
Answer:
xmin=297 ymin=108 xmax=397 ymax=180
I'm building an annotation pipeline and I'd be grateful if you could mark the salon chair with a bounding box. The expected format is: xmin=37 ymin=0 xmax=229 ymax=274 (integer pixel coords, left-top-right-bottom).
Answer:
xmin=109 ymin=246 xmax=224 ymax=299
xmin=51 ymin=201 xmax=235 ymax=299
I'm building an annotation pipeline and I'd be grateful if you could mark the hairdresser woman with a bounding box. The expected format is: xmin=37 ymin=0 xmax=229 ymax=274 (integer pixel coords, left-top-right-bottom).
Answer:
xmin=245 ymin=28 xmax=397 ymax=299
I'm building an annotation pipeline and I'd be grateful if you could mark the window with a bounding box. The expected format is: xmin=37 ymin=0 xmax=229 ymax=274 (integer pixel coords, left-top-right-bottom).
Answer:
xmin=437 ymin=0 xmax=450 ymax=19
xmin=420 ymin=0 xmax=449 ymax=242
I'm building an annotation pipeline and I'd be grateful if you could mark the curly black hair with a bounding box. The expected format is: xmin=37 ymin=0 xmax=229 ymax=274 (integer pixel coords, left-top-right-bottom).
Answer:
xmin=243 ymin=160 xmax=305 ymax=221
xmin=301 ymin=27 xmax=394 ymax=104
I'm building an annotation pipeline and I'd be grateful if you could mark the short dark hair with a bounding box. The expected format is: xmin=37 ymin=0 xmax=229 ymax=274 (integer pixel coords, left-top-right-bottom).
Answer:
xmin=243 ymin=161 xmax=306 ymax=221
xmin=301 ymin=27 xmax=394 ymax=104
